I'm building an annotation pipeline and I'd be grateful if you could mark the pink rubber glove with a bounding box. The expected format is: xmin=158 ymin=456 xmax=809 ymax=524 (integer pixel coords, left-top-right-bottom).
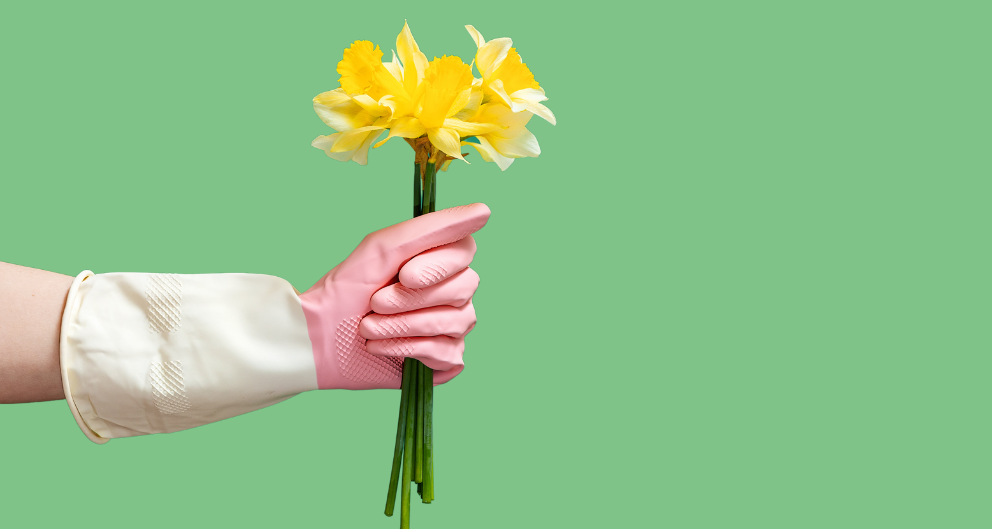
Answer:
xmin=300 ymin=203 xmax=490 ymax=390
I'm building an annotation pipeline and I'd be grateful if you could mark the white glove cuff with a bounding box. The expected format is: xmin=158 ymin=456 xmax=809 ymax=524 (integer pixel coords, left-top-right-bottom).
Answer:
xmin=59 ymin=271 xmax=319 ymax=443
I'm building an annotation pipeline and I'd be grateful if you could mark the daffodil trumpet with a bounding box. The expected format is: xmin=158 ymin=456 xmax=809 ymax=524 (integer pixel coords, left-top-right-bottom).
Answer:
xmin=309 ymin=21 xmax=554 ymax=528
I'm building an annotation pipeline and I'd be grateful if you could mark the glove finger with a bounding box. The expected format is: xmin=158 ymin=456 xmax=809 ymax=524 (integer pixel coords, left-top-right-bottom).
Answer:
xmin=336 ymin=203 xmax=490 ymax=288
xmin=399 ymin=235 xmax=476 ymax=288
xmin=432 ymin=364 xmax=463 ymax=386
xmin=360 ymin=302 xmax=477 ymax=340
xmin=365 ymin=335 xmax=464 ymax=372
xmin=370 ymin=267 xmax=480 ymax=315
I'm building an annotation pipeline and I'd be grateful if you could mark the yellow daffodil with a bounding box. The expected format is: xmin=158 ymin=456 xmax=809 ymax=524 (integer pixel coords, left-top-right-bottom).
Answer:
xmin=465 ymin=25 xmax=556 ymax=126
xmin=375 ymin=56 xmax=501 ymax=162
xmin=311 ymin=21 xmax=431 ymax=163
xmin=459 ymin=103 xmax=540 ymax=171
xmin=311 ymin=87 xmax=389 ymax=165
xmin=311 ymin=22 xmax=554 ymax=170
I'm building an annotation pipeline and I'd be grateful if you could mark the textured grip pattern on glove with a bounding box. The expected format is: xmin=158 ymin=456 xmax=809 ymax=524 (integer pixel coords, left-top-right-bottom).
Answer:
xmin=383 ymin=284 xmax=426 ymax=311
xmin=335 ymin=315 xmax=403 ymax=383
xmin=419 ymin=263 xmax=448 ymax=287
xmin=149 ymin=361 xmax=193 ymax=415
xmin=146 ymin=274 xmax=182 ymax=333
xmin=363 ymin=315 xmax=411 ymax=338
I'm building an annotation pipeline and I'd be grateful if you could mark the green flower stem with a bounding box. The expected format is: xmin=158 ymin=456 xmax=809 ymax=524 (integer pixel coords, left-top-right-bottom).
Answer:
xmin=389 ymin=154 xmax=441 ymax=526
xmin=385 ymin=358 xmax=415 ymax=516
xmin=415 ymin=360 xmax=425 ymax=484
xmin=422 ymin=162 xmax=435 ymax=216
xmin=413 ymin=163 xmax=422 ymax=218
xmin=416 ymin=360 xmax=426 ymax=484
xmin=423 ymin=364 xmax=434 ymax=503
xmin=402 ymin=358 xmax=417 ymax=529
xmin=429 ymin=168 xmax=436 ymax=213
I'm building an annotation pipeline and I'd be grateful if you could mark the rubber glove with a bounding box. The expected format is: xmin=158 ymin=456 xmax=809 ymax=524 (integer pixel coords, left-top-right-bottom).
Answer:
xmin=60 ymin=203 xmax=490 ymax=443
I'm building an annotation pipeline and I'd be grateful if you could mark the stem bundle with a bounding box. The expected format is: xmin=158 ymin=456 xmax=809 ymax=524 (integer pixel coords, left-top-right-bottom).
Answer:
xmin=385 ymin=158 xmax=437 ymax=526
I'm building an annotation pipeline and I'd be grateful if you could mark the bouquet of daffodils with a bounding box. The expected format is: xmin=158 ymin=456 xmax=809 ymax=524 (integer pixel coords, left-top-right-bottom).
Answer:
xmin=311 ymin=21 xmax=554 ymax=528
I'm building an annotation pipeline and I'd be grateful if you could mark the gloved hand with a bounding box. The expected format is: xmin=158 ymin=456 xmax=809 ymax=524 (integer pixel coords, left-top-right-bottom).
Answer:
xmin=59 ymin=203 xmax=490 ymax=443
xmin=300 ymin=203 xmax=488 ymax=389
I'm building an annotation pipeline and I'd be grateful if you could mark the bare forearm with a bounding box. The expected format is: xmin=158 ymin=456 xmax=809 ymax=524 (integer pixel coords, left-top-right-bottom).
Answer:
xmin=0 ymin=262 xmax=72 ymax=403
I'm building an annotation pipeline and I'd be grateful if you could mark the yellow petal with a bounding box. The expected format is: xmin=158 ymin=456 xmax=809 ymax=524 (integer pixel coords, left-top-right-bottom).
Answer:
xmin=313 ymin=133 xmax=356 ymax=162
xmin=312 ymin=133 xmax=340 ymax=151
xmin=488 ymin=126 xmax=540 ymax=158
xmin=475 ymin=37 xmax=512 ymax=79
xmin=396 ymin=21 xmax=429 ymax=96
xmin=313 ymin=130 xmax=383 ymax=165
xmin=335 ymin=39 xmax=409 ymax=105
xmin=464 ymin=137 xmax=513 ymax=171
xmin=373 ymin=117 xmax=426 ymax=148
xmin=474 ymin=101 xmax=533 ymax=132
xmin=427 ymin=127 xmax=465 ymax=161
xmin=515 ymin=97 xmax=556 ymax=125
xmin=330 ymin=126 xmax=384 ymax=152
xmin=313 ymin=88 xmax=352 ymax=107
xmin=443 ymin=118 xmax=501 ymax=136
xmin=489 ymin=48 xmax=540 ymax=94
xmin=419 ymin=56 xmax=474 ymax=129
xmin=487 ymin=79 xmax=514 ymax=108
xmin=452 ymin=87 xmax=484 ymax=120
xmin=465 ymin=25 xmax=485 ymax=48
xmin=351 ymin=129 xmax=383 ymax=165
xmin=446 ymin=87 xmax=473 ymax=118
xmin=351 ymin=94 xmax=391 ymax=117
xmin=337 ymin=41 xmax=382 ymax=95
xmin=384 ymin=50 xmax=403 ymax=82
xmin=313 ymin=95 xmax=373 ymax=132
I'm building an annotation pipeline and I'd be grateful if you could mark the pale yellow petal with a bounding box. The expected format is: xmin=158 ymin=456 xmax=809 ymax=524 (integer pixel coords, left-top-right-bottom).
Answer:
xmin=465 ymin=25 xmax=485 ymax=48
xmin=487 ymin=79 xmax=514 ymax=108
xmin=351 ymin=129 xmax=384 ymax=165
xmin=378 ymin=95 xmax=397 ymax=116
xmin=313 ymin=100 xmax=372 ymax=132
xmin=516 ymin=98 xmax=556 ymax=125
xmin=508 ymin=88 xmax=550 ymax=118
xmin=313 ymin=133 xmax=359 ymax=162
xmin=312 ymin=133 xmax=340 ymax=151
xmin=313 ymin=88 xmax=352 ymax=107
xmin=465 ymin=137 xmax=513 ymax=171
xmin=510 ymin=87 xmax=547 ymax=103
xmin=330 ymin=126 xmax=385 ymax=153
xmin=475 ymin=37 xmax=512 ymax=79
xmin=474 ymin=101 xmax=533 ymax=131
xmin=488 ymin=126 xmax=540 ymax=158
xmin=461 ymin=141 xmax=492 ymax=163
xmin=443 ymin=118 xmax=501 ymax=136
xmin=427 ymin=127 xmax=465 ymax=161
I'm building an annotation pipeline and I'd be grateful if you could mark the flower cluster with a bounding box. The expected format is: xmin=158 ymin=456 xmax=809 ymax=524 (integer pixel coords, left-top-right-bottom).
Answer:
xmin=312 ymin=22 xmax=555 ymax=171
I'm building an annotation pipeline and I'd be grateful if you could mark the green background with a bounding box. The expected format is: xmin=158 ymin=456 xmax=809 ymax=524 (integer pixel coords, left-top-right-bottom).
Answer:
xmin=1 ymin=1 xmax=988 ymax=527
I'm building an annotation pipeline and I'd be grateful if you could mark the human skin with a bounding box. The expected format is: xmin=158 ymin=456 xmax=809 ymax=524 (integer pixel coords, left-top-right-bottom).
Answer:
xmin=0 ymin=261 xmax=73 ymax=403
